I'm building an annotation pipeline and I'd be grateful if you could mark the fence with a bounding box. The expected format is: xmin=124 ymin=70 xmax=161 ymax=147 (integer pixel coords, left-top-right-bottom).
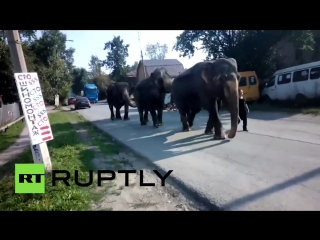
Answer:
xmin=0 ymin=103 xmax=22 ymax=128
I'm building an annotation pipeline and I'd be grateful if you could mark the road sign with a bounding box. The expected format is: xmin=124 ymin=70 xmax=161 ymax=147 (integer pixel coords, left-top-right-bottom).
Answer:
xmin=14 ymin=72 xmax=54 ymax=145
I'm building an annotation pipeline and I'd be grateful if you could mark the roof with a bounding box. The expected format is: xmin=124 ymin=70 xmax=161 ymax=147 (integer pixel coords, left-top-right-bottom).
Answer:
xmin=274 ymin=60 xmax=320 ymax=76
xmin=142 ymin=59 xmax=184 ymax=77
xmin=127 ymin=70 xmax=136 ymax=77
xmin=84 ymin=84 xmax=97 ymax=89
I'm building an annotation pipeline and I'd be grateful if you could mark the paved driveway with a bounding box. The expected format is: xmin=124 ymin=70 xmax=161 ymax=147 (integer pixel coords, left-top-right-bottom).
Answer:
xmin=76 ymin=103 xmax=320 ymax=210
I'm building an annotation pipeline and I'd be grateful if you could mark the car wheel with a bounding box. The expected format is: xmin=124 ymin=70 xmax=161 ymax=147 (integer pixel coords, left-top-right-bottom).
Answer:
xmin=89 ymin=106 xmax=91 ymax=108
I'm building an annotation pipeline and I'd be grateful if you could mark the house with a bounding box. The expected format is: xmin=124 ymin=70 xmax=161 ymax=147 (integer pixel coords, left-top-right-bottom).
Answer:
xmin=126 ymin=70 xmax=138 ymax=88
xmin=136 ymin=59 xmax=185 ymax=81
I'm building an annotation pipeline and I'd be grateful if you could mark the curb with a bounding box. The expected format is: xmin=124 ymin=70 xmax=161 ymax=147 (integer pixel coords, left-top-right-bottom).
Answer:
xmin=73 ymin=109 xmax=223 ymax=211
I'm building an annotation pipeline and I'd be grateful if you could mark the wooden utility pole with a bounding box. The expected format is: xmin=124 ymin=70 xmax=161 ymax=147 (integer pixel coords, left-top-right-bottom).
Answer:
xmin=6 ymin=30 xmax=52 ymax=172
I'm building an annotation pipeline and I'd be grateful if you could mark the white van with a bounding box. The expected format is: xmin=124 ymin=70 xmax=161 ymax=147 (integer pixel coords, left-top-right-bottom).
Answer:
xmin=262 ymin=61 xmax=320 ymax=105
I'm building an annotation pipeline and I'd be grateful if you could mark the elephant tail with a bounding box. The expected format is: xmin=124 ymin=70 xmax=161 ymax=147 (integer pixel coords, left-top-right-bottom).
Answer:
xmin=123 ymin=89 xmax=136 ymax=108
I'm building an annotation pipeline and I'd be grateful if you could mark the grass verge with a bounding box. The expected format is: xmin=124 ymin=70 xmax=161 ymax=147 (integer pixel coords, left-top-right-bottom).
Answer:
xmin=0 ymin=120 xmax=25 ymax=153
xmin=248 ymin=102 xmax=320 ymax=115
xmin=0 ymin=111 xmax=120 ymax=211
xmin=302 ymin=108 xmax=320 ymax=115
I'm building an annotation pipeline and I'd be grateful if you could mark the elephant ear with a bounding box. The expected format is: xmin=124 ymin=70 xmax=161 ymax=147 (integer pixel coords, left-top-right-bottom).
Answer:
xmin=227 ymin=58 xmax=238 ymax=72
xmin=201 ymin=62 xmax=215 ymax=84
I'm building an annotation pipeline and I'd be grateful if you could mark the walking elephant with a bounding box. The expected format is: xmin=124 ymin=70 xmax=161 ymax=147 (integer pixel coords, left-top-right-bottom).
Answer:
xmin=171 ymin=58 xmax=240 ymax=139
xmin=106 ymin=82 xmax=136 ymax=120
xmin=133 ymin=68 xmax=172 ymax=128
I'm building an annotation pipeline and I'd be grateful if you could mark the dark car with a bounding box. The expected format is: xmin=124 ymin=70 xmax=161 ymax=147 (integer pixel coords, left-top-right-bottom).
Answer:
xmin=74 ymin=97 xmax=91 ymax=110
xmin=67 ymin=97 xmax=76 ymax=105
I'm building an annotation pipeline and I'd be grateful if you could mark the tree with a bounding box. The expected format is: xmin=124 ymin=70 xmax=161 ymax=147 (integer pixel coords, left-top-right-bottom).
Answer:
xmin=0 ymin=30 xmax=38 ymax=103
xmin=128 ymin=61 xmax=139 ymax=71
xmin=101 ymin=36 xmax=129 ymax=82
xmin=145 ymin=42 xmax=168 ymax=60
xmin=174 ymin=30 xmax=315 ymax=78
xmin=30 ymin=30 xmax=75 ymax=103
xmin=88 ymin=55 xmax=111 ymax=99
xmin=92 ymin=73 xmax=111 ymax=100
xmin=72 ymin=68 xmax=88 ymax=95
xmin=88 ymin=55 xmax=102 ymax=79
xmin=39 ymin=54 xmax=72 ymax=104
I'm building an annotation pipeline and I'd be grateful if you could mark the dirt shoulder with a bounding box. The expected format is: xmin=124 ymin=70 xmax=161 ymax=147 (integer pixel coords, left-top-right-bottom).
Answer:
xmin=0 ymin=111 xmax=199 ymax=211
xmin=69 ymin=112 xmax=198 ymax=211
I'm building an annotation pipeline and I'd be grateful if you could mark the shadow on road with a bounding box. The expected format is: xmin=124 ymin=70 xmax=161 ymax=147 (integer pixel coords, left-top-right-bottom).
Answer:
xmin=221 ymin=166 xmax=320 ymax=210
xmin=85 ymin=109 xmax=233 ymax=162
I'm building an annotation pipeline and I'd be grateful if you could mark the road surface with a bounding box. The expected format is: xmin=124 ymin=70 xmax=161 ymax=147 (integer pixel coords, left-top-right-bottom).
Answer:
xmin=75 ymin=103 xmax=320 ymax=210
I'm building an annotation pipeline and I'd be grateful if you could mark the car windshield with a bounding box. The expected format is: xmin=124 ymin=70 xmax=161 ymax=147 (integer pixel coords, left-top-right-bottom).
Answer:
xmin=86 ymin=89 xmax=97 ymax=94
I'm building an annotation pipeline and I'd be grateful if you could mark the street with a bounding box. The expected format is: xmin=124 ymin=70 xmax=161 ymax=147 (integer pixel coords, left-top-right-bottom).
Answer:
xmin=75 ymin=103 xmax=320 ymax=210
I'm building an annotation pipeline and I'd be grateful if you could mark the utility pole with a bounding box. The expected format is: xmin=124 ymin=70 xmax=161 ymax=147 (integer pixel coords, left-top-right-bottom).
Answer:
xmin=138 ymin=31 xmax=147 ymax=79
xmin=6 ymin=30 xmax=52 ymax=172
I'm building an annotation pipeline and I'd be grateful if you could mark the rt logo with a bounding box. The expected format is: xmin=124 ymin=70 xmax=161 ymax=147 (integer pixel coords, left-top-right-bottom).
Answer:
xmin=15 ymin=164 xmax=45 ymax=194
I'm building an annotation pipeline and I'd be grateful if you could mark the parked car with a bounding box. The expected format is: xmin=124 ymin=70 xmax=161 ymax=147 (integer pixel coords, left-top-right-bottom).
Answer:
xmin=67 ymin=97 xmax=76 ymax=105
xmin=74 ymin=97 xmax=91 ymax=110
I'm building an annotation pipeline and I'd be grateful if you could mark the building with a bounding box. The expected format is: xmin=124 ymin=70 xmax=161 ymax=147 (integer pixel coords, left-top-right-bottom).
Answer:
xmin=136 ymin=59 xmax=185 ymax=81
xmin=126 ymin=70 xmax=138 ymax=88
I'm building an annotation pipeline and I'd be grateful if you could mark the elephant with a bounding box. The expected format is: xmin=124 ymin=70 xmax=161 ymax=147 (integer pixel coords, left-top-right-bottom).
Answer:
xmin=132 ymin=68 xmax=172 ymax=128
xmin=106 ymin=82 xmax=136 ymax=120
xmin=171 ymin=58 xmax=240 ymax=139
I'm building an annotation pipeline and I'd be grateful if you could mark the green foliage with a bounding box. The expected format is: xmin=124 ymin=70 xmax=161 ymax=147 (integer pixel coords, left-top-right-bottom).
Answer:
xmin=174 ymin=30 xmax=316 ymax=79
xmin=72 ymin=68 xmax=88 ymax=95
xmin=128 ymin=61 xmax=138 ymax=71
xmin=101 ymin=36 xmax=129 ymax=82
xmin=88 ymin=55 xmax=111 ymax=99
xmin=145 ymin=42 xmax=168 ymax=60
xmin=0 ymin=30 xmax=75 ymax=104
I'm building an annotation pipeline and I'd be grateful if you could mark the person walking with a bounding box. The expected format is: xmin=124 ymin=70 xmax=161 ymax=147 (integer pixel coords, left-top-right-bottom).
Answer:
xmin=238 ymin=89 xmax=249 ymax=131
xmin=217 ymin=98 xmax=222 ymax=112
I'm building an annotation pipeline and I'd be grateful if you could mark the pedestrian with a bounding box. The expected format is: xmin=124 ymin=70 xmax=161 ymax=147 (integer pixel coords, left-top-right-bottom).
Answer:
xmin=238 ymin=89 xmax=249 ymax=131
xmin=216 ymin=98 xmax=222 ymax=112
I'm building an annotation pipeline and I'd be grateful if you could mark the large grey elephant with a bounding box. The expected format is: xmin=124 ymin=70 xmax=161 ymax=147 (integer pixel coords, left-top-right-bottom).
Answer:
xmin=171 ymin=58 xmax=240 ymax=139
xmin=132 ymin=68 xmax=172 ymax=128
xmin=106 ymin=82 xmax=136 ymax=120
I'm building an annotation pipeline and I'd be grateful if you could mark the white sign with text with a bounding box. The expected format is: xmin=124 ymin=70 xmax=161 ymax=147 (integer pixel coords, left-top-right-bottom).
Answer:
xmin=14 ymin=72 xmax=54 ymax=145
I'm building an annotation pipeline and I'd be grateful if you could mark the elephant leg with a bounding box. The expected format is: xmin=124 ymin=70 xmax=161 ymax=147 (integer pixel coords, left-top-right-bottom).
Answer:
xmin=188 ymin=108 xmax=201 ymax=129
xmin=210 ymin=106 xmax=224 ymax=140
xmin=116 ymin=108 xmax=122 ymax=120
xmin=143 ymin=110 xmax=149 ymax=122
xmin=157 ymin=107 xmax=163 ymax=126
xmin=178 ymin=108 xmax=190 ymax=131
xmin=123 ymin=104 xmax=130 ymax=120
xmin=138 ymin=107 xmax=147 ymax=125
xmin=149 ymin=108 xmax=159 ymax=128
xmin=204 ymin=114 xmax=214 ymax=135
xmin=109 ymin=103 xmax=115 ymax=120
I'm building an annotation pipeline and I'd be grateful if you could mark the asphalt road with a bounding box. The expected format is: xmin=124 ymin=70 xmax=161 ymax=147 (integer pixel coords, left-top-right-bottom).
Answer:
xmin=75 ymin=103 xmax=320 ymax=210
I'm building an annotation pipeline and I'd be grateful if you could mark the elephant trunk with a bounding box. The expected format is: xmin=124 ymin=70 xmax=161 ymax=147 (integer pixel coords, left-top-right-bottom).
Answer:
xmin=123 ymin=90 xmax=136 ymax=108
xmin=127 ymin=99 xmax=136 ymax=108
xmin=226 ymin=86 xmax=239 ymax=139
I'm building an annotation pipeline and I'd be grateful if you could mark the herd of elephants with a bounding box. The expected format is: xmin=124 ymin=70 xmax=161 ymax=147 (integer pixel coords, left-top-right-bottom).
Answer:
xmin=106 ymin=58 xmax=239 ymax=140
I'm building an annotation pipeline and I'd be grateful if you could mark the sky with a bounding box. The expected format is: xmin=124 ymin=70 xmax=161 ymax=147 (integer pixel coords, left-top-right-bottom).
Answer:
xmin=56 ymin=30 xmax=207 ymax=71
